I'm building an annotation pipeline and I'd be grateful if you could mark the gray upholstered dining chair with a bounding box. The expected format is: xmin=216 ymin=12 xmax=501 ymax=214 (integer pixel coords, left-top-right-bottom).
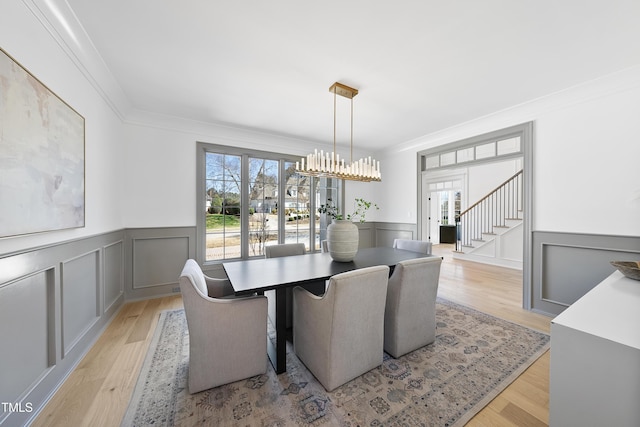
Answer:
xmin=393 ymin=238 xmax=433 ymax=255
xmin=264 ymin=242 xmax=306 ymax=258
xmin=293 ymin=265 xmax=390 ymax=391
xmin=179 ymin=259 xmax=267 ymax=394
xmin=265 ymin=243 xmax=324 ymax=329
xmin=383 ymin=256 xmax=442 ymax=358
xmin=265 ymin=243 xmax=305 ymax=329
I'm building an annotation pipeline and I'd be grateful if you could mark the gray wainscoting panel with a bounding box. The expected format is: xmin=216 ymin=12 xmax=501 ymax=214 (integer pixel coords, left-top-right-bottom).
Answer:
xmin=61 ymin=250 xmax=100 ymax=357
xmin=357 ymin=223 xmax=375 ymax=248
xmin=354 ymin=222 xmax=418 ymax=249
xmin=0 ymin=230 xmax=124 ymax=427
xmin=532 ymin=231 xmax=640 ymax=316
xmin=125 ymin=227 xmax=196 ymax=300
xmin=373 ymin=222 xmax=417 ymax=248
xmin=541 ymin=245 xmax=633 ymax=306
xmin=0 ymin=270 xmax=53 ymax=405
xmin=132 ymin=237 xmax=188 ymax=288
xmin=104 ymin=240 xmax=124 ymax=313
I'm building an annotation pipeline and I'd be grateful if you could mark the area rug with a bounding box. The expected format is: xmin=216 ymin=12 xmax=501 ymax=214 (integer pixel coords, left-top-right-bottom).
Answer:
xmin=121 ymin=299 xmax=549 ymax=427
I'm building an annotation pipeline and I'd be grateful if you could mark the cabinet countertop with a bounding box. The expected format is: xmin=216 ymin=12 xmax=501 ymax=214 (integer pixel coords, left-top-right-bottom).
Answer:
xmin=551 ymin=270 xmax=640 ymax=350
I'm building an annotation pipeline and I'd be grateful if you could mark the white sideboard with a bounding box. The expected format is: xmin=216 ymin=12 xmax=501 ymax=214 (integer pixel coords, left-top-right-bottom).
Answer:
xmin=549 ymin=270 xmax=640 ymax=426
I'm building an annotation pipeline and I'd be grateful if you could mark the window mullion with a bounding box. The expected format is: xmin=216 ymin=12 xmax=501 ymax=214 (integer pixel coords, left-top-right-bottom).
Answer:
xmin=278 ymin=160 xmax=286 ymax=244
xmin=309 ymin=177 xmax=317 ymax=251
xmin=240 ymin=153 xmax=250 ymax=259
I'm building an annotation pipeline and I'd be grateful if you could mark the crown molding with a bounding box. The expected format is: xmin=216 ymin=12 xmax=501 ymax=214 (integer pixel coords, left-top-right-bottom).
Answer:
xmin=23 ymin=0 xmax=132 ymax=120
xmin=125 ymin=109 xmax=335 ymax=157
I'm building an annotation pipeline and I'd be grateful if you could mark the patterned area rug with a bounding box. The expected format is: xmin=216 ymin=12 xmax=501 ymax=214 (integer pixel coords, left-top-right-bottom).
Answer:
xmin=121 ymin=299 xmax=549 ymax=426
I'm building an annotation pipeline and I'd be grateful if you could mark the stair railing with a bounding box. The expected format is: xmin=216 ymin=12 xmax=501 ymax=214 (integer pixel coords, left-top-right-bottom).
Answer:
xmin=455 ymin=170 xmax=523 ymax=252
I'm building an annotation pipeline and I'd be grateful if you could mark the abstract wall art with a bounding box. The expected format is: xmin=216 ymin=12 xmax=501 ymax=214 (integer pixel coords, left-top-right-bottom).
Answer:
xmin=0 ymin=48 xmax=85 ymax=238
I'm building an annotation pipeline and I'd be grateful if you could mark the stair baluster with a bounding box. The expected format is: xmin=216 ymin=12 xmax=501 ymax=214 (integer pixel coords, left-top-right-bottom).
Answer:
xmin=455 ymin=170 xmax=523 ymax=253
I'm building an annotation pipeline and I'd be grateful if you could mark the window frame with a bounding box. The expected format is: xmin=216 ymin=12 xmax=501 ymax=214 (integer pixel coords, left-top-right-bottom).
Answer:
xmin=196 ymin=142 xmax=343 ymax=265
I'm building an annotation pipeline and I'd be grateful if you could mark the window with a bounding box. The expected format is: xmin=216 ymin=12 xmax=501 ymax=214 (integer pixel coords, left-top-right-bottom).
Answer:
xmin=247 ymin=157 xmax=278 ymax=256
xmin=205 ymin=153 xmax=242 ymax=260
xmin=283 ymin=161 xmax=313 ymax=250
xmin=429 ymin=180 xmax=462 ymax=226
xmin=421 ymin=134 xmax=523 ymax=171
xmin=497 ymin=137 xmax=521 ymax=155
xmin=456 ymin=147 xmax=474 ymax=163
xmin=440 ymin=191 xmax=449 ymax=224
xmin=315 ymin=176 xmax=341 ymax=251
xmin=476 ymin=142 xmax=495 ymax=159
xmin=197 ymin=143 xmax=342 ymax=262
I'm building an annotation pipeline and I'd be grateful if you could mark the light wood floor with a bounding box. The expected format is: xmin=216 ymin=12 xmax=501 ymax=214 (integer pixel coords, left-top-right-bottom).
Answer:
xmin=32 ymin=245 xmax=552 ymax=427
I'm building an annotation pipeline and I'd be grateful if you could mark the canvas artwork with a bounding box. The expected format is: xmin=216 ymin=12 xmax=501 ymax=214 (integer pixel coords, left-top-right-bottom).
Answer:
xmin=0 ymin=49 xmax=85 ymax=238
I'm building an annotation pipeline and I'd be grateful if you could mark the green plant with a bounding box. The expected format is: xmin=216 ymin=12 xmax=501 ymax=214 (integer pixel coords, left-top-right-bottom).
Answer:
xmin=318 ymin=197 xmax=379 ymax=223
xmin=349 ymin=197 xmax=379 ymax=223
xmin=318 ymin=198 xmax=342 ymax=220
xmin=211 ymin=194 xmax=222 ymax=214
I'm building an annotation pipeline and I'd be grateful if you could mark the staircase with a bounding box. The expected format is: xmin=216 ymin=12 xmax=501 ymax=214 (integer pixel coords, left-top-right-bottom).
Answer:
xmin=453 ymin=170 xmax=523 ymax=269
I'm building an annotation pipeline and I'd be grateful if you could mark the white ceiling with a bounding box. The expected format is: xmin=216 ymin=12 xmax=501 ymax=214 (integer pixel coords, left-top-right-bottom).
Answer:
xmin=66 ymin=0 xmax=640 ymax=151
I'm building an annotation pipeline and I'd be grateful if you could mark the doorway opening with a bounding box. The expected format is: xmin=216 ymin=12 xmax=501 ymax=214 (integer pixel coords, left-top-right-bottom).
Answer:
xmin=423 ymin=177 xmax=463 ymax=244
xmin=416 ymin=122 xmax=533 ymax=309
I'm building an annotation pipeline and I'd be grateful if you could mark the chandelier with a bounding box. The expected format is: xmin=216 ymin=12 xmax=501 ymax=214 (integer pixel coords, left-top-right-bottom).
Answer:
xmin=295 ymin=82 xmax=381 ymax=182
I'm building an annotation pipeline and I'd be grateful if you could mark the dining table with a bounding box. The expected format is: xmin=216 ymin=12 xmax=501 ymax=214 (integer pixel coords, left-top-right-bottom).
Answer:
xmin=222 ymin=246 xmax=433 ymax=374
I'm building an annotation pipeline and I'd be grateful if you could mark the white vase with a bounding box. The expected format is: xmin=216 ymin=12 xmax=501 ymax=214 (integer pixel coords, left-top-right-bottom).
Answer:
xmin=327 ymin=219 xmax=359 ymax=262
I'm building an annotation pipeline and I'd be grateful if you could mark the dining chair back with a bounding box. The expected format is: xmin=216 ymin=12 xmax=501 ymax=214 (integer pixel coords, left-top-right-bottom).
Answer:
xmin=179 ymin=259 xmax=267 ymax=393
xmin=293 ymin=265 xmax=390 ymax=391
xmin=393 ymin=238 xmax=432 ymax=255
xmin=264 ymin=242 xmax=306 ymax=258
xmin=264 ymin=242 xmax=321 ymax=329
xmin=383 ymin=256 xmax=442 ymax=358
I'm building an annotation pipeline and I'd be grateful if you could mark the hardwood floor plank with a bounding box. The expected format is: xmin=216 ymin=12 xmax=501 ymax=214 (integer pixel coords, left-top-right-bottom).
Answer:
xmin=81 ymin=341 xmax=147 ymax=427
xmin=496 ymin=358 xmax=550 ymax=423
xmin=75 ymin=314 xmax=140 ymax=381
xmin=32 ymin=378 xmax=103 ymax=427
xmin=125 ymin=297 xmax=163 ymax=343
xmin=467 ymin=405 xmax=520 ymax=427
xmin=499 ymin=402 xmax=547 ymax=427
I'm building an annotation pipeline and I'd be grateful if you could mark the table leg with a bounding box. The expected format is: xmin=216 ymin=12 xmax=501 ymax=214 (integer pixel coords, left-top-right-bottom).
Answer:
xmin=266 ymin=287 xmax=287 ymax=374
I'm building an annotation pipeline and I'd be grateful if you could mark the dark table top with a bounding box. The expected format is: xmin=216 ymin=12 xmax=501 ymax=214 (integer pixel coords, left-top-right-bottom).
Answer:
xmin=223 ymin=246 xmax=432 ymax=295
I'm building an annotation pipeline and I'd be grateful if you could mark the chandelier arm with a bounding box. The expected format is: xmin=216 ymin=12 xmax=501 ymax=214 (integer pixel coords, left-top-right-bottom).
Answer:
xmin=350 ymin=95 xmax=354 ymax=165
xmin=334 ymin=85 xmax=337 ymax=159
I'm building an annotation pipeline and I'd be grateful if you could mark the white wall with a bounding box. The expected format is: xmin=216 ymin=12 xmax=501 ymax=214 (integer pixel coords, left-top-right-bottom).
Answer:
xmin=534 ymin=84 xmax=640 ymax=235
xmin=0 ymin=1 xmax=125 ymax=256
xmin=373 ymin=148 xmax=417 ymax=224
xmin=123 ymin=123 xmax=196 ymax=227
xmin=375 ymin=66 xmax=640 ymax=237
xmin=467 ymin=160 xmax=521 ymax=205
